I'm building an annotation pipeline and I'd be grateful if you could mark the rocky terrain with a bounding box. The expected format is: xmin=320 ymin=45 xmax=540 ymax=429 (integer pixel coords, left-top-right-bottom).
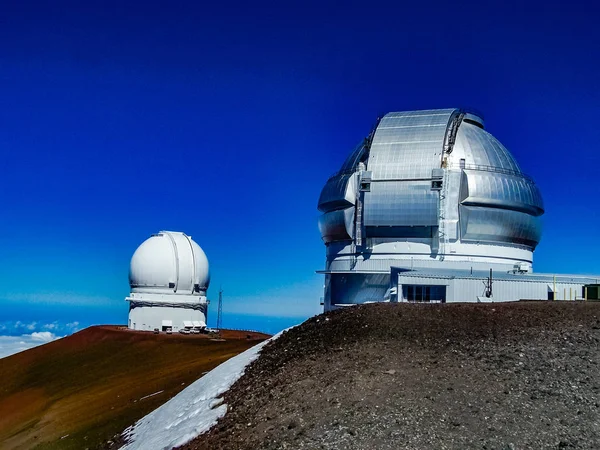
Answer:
xmin=0 ymin=326 xmax=269 ymax=450
xmin=180 ymin=301 xmax=600 ymax=450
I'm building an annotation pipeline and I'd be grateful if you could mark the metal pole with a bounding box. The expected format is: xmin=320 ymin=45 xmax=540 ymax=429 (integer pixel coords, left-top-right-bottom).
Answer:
xmin=585 ymin=286 xmax=588 ymax=301
xmin=217 ymin=287 xmax=223 ymax=330
xmin=553 ymin=275 xmax=556 ymax=300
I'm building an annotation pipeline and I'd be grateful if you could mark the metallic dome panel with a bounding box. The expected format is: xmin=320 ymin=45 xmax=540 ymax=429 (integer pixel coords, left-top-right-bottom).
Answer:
xmin=453 ymin=122 xmax=520 ymax=171
xmin=460 ymin=170 xmax=544 ymax=216
xmin=364 ymin=181 xmax=439 ymax=227
xmin=317 ymin=173 xmax=356 ymax=213
xmin=367 ymin=109 xmax=454 ymax=180
xmin=459 ymin=205 xmax=542 ymax=247
xmin=318 ymin=208 xmax=355 ymax=243
xmin=362 ymin=109 xmax=455 ymax=228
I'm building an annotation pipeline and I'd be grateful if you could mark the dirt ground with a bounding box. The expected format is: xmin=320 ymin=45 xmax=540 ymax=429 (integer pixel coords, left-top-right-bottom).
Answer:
xmin=0 ymin=326 xmax=269 ymax=450
xmin=179 ymin=302 xmax=600 ymax=450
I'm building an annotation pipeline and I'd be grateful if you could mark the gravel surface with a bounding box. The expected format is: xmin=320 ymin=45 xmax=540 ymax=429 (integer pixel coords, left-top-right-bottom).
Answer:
xmin=179 ymin=302 xmax=600 ymax=450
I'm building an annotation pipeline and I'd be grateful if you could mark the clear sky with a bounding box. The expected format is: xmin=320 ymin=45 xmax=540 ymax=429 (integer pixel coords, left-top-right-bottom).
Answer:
xmin=0 ymin=0 xmax=599 ymax=353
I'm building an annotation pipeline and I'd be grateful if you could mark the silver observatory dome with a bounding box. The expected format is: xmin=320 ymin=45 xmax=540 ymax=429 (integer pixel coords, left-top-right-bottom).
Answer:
xmin=318 ymin=108 xmax=544 ymax=309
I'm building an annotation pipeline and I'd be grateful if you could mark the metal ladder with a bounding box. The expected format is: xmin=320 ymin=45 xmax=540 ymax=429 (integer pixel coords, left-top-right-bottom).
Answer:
xmin=438 ymin=166 xmax=450 ymax=261
xmin=438 ymin=110 xmax=465 ymax=260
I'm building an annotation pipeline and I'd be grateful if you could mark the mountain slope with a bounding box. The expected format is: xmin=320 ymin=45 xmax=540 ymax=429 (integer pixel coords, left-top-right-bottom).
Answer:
xmin=0 ymin=326 xmax=269 ymax=450
xmin=180 ymin=302 xmax=600 ymax=450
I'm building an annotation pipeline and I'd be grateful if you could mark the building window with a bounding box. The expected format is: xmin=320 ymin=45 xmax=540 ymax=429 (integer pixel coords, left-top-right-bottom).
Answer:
xmin=402 ymin=285 xmax=446 ymax=303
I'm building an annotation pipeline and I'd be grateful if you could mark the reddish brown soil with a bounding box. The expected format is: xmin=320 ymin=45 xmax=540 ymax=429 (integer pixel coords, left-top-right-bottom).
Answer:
xmin=180 ymin=302 xmax=600 ymax=450
xmin=0 ymin=326 xmax=269 ymax=450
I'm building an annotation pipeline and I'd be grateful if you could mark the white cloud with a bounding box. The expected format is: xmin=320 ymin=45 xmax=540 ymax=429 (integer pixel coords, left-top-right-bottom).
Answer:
xmin=0 ymin=336 xmax=31 ymax=358
xmin=6 ymin=321 xmax=39 ymax=332
xmin=0 ymin=332 xmax=61 ymax=359
xmin=1 ymin=320 xmax=82 ymax=336
xmin=30 ymin=331 xmax=57 ymax=342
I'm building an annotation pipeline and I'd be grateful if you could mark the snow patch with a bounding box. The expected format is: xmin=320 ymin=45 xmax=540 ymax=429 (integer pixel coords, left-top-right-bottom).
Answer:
xmin=121 ymin=329 xmax=288 ymax=450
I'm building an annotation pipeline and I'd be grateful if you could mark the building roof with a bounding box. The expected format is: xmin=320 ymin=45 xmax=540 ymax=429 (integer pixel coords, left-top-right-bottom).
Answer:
xmin=393 ymin=267 xmax=600 ymax=284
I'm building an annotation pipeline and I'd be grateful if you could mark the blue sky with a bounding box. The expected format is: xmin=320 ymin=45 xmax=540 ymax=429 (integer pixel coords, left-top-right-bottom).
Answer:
xmin=0 ymin=0 xmax=599 ymax=354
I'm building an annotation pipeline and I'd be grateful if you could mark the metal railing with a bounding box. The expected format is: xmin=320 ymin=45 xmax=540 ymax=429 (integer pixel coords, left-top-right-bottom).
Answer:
xmin=447 ymin=163 xmax=535 ymax=183
xmin=324 ymin=157 xmax=535 ymax=185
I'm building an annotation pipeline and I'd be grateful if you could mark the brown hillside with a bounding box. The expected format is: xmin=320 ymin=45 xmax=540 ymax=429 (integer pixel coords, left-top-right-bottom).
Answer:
xmin=0 ymin=326 xmax=269 ymax=450
xmin=181 ymin=302 xmax=600 ymax=450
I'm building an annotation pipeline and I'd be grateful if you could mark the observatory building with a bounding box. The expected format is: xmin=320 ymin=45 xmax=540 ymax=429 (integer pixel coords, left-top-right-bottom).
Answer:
xmin=126 ymin=231 xmax=209 ymax=332
xmin=318 ymin=108 xmax=599 ymax=309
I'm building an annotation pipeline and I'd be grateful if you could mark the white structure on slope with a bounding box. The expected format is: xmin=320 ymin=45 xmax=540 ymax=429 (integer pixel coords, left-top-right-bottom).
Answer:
xmin=126 ymin=231 xmax=210 ymax=332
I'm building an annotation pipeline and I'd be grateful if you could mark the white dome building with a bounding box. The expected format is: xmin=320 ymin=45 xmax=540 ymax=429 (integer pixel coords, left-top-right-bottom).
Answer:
xmin=126 ymin=231 xmax=210 ymax=332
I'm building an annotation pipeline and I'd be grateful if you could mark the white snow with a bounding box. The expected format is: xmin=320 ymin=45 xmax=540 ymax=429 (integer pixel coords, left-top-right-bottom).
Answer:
xmin=138 ymin=390 xmax=164 ymax=401
xmin=121 ymin=329 xmax=287 ymax=450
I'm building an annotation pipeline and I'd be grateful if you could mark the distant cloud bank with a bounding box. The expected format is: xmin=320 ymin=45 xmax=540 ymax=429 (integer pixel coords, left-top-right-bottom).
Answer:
xmin=0 ymin=332 xmax=59 ymax=359
xmin=0 ymin=321 xmax=80 ymax=359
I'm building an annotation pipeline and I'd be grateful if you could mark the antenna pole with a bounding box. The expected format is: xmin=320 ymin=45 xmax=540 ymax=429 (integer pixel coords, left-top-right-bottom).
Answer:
xmin=217 ymin=287 xmax=223 ymax=330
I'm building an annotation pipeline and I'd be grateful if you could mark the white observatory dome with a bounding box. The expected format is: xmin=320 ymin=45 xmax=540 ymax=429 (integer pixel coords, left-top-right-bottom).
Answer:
xmin=129 ymin=231 xmax=210 ymax=296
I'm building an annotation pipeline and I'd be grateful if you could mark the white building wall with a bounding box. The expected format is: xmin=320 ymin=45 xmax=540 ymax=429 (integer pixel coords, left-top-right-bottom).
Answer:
xmin=398 ymin=276 xmax=589 ymax=303
xmin=553 ymin=283 xmax=585 ymax=301
xmin=129 ymin=306 xmax=206 ymax=332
